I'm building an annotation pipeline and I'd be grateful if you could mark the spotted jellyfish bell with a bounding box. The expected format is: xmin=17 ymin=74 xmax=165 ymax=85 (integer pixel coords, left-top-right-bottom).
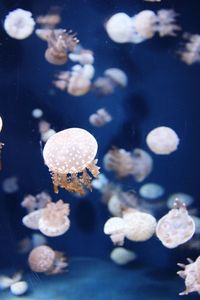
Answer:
xmin=43 ymin=128 xmax=100 ymax=195
xmin=156 ymin=199 xmax=195 ymax=248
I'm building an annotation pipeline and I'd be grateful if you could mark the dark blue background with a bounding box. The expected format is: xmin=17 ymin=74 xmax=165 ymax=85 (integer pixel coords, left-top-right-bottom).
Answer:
xmin=0 ymin=0 xmax=199 ymax=272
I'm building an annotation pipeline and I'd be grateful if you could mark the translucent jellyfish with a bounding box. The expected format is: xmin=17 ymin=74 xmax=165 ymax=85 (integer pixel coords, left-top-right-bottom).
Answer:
xmin=93 ymin=68 xmax=127 ymax=96
xmin=1 ymin=176 xmax=19 ymax=194
xmin=43 ymin=128 xmax=100 ymax=195
xmin=177 ymin=256 xmax=200 ymax=295
xmin=167 ymin=193 xmax=194 ymax=209
xmin=123 ymin=209 xmax=157 ymax=242
xmin=108 ymin=194 xmax=123 ymax=217
xmin=139 ymin=183 xmax=164 ymax=200
xmin=156 ymin=199 xmax=195 ymax=248
xmin=22 ymin=209 xmax=44 ymax=230
xmin=32 ymin=108 xmax=43 ymax=118
xmin=21 ymin=192 xmax=51 ymax=213
xmin=69 ymin=45 xmax=94 ymax=65
xmin=179 ymin=34 xmax=200 ymax=65
xmin=104 ymin=217 xmax=127 ymax=245
xmin=39 ymin=120 xmax=56 ymax=143
xmin=0 ymin=272 xmax=22 ymax=290
xmin=35 ymin=28 xmax=64 ymax=41
xmin=105 ymin=10 xmax=180 ymax=44
xmin=38 ymin=200 xmax=70 ymax=237
xmin=103 ymin=147 xmax=152 ymax=181
xmin=28 ymin=245 xmax=68 ymax=275
xmin=146 ymin=126 xmax=180 ymax=155
xmin=45 ymin=29 xmax=79 ymax=65
xmin=89 ymin=108 xmax=112 ymax=127
xmin=92 ymin=173 xmax=109 ymax=191
xmin=10 ymin=281 xmax=28 ymax=296
xmin=110 ymin=247 xmax=136 ymax=265
xmin=4 ymin=9 xmax=35 ymax=40
xmin=36 ymin=7 xmax=61 ymax=29
xmin=54 ymin=64 xmax=94 ymax=96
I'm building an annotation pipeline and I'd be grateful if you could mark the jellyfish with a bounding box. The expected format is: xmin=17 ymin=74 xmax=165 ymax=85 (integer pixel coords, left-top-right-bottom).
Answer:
xmin=21 ymin=192 xmax=51 ymax=213
xmin=103 ymin=147 xmax=152 ymax=181
xmin=156 ymin=199 xmax=195 ymax=248
xmin=22 ymin=209 xmax=44 ymax=230
xmin=179 ymin=34 xmax=200 ymax=65
xmin=32 ymin=108 xmax=43 ymax=118
xmin=38 ymin=200 xmax=70 ymax=237
xmin=146 ymin=126 xmax=180 ymax=155
xmin=139 ymin=183 xmax=164 ymax=200
xmin=69 ymin=46 xmax=94 ymax=65
xmin=89 ymin=108 xmax=112 ymax=127
xmin=92 ymin=173 xmax=109 ymax=191
xmin=104 ymin=217 xmax=127 ymax=245
xmin=54 ymin=64 xmax=94 ymax=96
xmin=38 ymin=120 xmax=56 ymax=143
xmin=28 ymin=245 xmax=68 ymax=275
xmin=45 ymin=29 xmax=79 ymax=65
xmin=93 ymin=68 xmax=127 ymax=95
xmin=36 ymin=7 xmax=61 ymax=29
xmin=4 ymin=9 xmax=35 ymax=40
xmin=17 ymin=234 xmax=47 ymax=254
xmin=10 ymin=281 xmax=28 ymax=296
xmin=177 ymin=256 xmax=200 ymax=295
xmin=2 ymin=176 xmax=19 ymax=194
xmin=43 ymin=128 xmax=100 ymax=195
xmin=0 ymin=272 xmax=22 ymax=290
xmin=105 ymin=10 xmax=180 ymax=44
xmin=167 ymin=193 xmax=194 ymax=209
xmin=110 ymin=247 xmax=137 ymax=265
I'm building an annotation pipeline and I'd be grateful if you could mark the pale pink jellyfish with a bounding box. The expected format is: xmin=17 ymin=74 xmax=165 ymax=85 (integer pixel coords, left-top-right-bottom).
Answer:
xmin=28 ymin=245 xmax=68 ymax=275
xmin=179 ymin=34 xmax=200 ymax=65
xmin=38 ymin=200 xmax=70 ymax=237
xmin=4 ymin=9 xmax=35 ymax=40
xmin=43 ymin=128 xmax=100 ymax=195
xmin=156 ymin=199 xmax=195 ymax=248
xmin=21 ymin=192 xmax=51 ymax=213
xmin=69 ymin=46 xmax=94 ymax=65
xmin=177 ymin=256 xmax=200 ymax=295
xmin=36 ymin=7 xmax=61 ymax=29
xmin=89 ymin=108 xmax=112 ymax=127
xmin=45 ymin=30 xmax=79 ymax=65
xmin=54 ymin=64 xmax=94 ymax=96
xmin=103 ymin=147 xmax=152 ymax=181
xmin=146 ymin=126 xmax=180 ymax=155
xmin=38 ymin=120 xmax=56 ymax=143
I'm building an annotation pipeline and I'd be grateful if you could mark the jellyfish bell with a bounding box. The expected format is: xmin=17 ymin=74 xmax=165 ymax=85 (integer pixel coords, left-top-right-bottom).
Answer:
xmin=43 ymin=128 xmax=100 ymax=195
xmin=22 ymin=209 xmax=44 ymax=230
xmin=139 ymin=183 xmax=164 ymax=200
xmin=104 ymin=217 xmax=126 ymax=246
xmin=146 ymin=126 xmax=180 ymax=155
xmin=4 ymin=8 xmax=35 ymax=40
xmin=10 ymin=281 xmax=28 ymax=296
xmin=110 ymin=247 xmax=136 ymax=265
xmin=104 ymin=68 xmax=128 ymax=88
xmin=38 ymin=200 xmax=70 ymax=237
xmin=132 ymin=10 xmax=157 ymax=40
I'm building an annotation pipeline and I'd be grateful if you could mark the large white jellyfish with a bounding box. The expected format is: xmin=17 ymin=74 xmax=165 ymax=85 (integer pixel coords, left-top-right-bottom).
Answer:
xmin=146 ymin=126 xmax=180 ymax=155
xmin=43 ymin=128 xmax=100 ymax=194
xmin=105 ymin=10 xmax=180 ymax=44
xmin=177 ymin=257 xmax=200 ymax=295
xmin=156 ymin=199 xmax=195 ymax=248
xmin=4 ymin=9 xmax=35 ymax=39
xmin=54 ymin=64 xmax=95 ymax=96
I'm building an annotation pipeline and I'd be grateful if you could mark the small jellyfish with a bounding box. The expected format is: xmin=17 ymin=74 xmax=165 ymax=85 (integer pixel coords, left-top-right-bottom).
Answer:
xmin=21 ymin=192 xmax=51 ymax=213
xmin=110 ymin=247 xmax=136 ymax=265
xmin=28 ymin=245 xmax=68 ymax=275
xmin=177 ymin=256 xmax=200 ymax=295
xmin=0 ymin=272 xmax=22 ymax=290
xmin=54 ymin=64 xmax=94 ymax=96
xmin=179 ymin=33 xmax=200 ymax=65
xmin=22 ymin=209 xmax=44 ymax=230
xmin=156 ymin=199 xmax=195 ymax=248
xmin=104 ymin=217 xmax=127 ymax=245
xmin=2 ymin=176 xmax=19 ymax=194
xmin=139 ymin=183 xmax=164 ymax=200
xmin=146 ymin=126 xmax=180 ymax=155
xmin=4 ymin=8 xmax=35 ymax=39
xmin=167 ymin=193 xmax=194 ymax=209
xmin=69 ymin=46 xmax=94 ymax=65
xmin=38 ymin=120 xmax=56 ymax=143
xmin=10 ymin=281 xmax=28 ymax=296
xmin=92 ymin=173 xmax=109 ymax=191
xmin=38 ymin=200 xmax=70 ymax=237
xmin=45 ymin=29 xmax=79 ymax=65
xmin=35 ymin=28 xmax=64 ymax=41
xmin=93 ymin=68 xmax=127 ymax=95
xmin=36 ymin=7 xmax=61 ymax=29
xmin=43 ymin=128 xmax=100 ymax=195
xmin=89 ymin=108 xmax=112 ymax=127
xmin=32 ymin=108 xmax=43 ymax=118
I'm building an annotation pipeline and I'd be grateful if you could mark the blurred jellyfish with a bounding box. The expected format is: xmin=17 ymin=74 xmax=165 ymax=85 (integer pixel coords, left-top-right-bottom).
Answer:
xmin=177 ymin=256 xmax=200 ymax=295
xmin=2 ymin=176 xmax=19 ymax=194
xmin=10 ymin=281 xmax=28 ymax=296
xmin=43 ymin=128 xmax=100 ymax=195
xmin=35 ymin=28 xmax=64 ymax=41
xmin=45 ymin=29 xmax=79 ymax=65
xmin=146 ymin=126 xmax=180 ymax=155
xmin=93 ymin=68 xmax=127 ymax=95
xmin=54 ymin=64 xmax=94 ymax=96
xmin=104 ymin=217 xmax=127 ymax=245
xmin=28 ymin=245 xmax=68 ymax=275
xmin=92 ymin=173 xmax=108 ymax=191
xmin=17 ymin=233 xmax=47 ymax=254
xmin=4 ymin=9 xmax=35 ymax=39
xmin=167 ymin=193 xmax=194 ymax=209
xmin=156 ymin=199 xmax=195 ymax=248
xmin=21 ymin=192 xmax=52 ymax=213
xmin=110 ymin=247 xmax=137 ymax=265
xmin=36 ymin=7 xmax=61 ymax=29
xmin=139 ymin=183 xmax=164 ymax=200
xmin=38 ymin=120 xmax=56 ymax=143
xmin=69 ymin=46 xmax=94 ymax=65
xmin=89 ymin=108 xmax=112 ymax=127
xmin=179 ymin=33 xmax=200 ymax=65
xmin=32 ymin=108 xmax=43 ymax=118
xmin=105 ymin=10 xmax=180 ymax=44
xmin=104 ymin=147 xmax=152 ymax=181
xmin=108 ymin=194 xmax=123 ymax=217
xmin=38 ymin=200 xmax=70 ymax=237
xmin=0 ymin=272 xmax=27 ymax=295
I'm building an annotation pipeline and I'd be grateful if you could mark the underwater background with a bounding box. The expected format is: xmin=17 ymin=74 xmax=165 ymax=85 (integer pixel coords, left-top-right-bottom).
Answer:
xmin=0 ymin=0 xmax=200 ymax=299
